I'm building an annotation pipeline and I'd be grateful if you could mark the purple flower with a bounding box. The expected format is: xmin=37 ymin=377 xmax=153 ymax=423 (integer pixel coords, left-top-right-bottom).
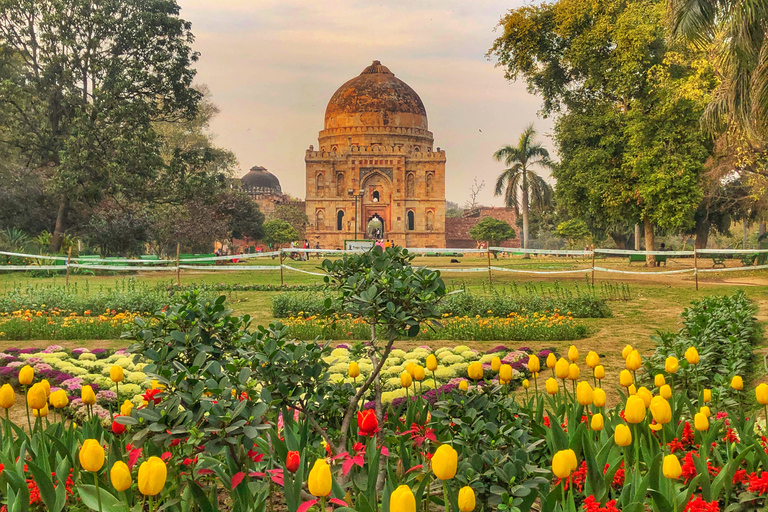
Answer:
xmin=61 ymin=378 xmax=84 ymax=391
xmin=72 ymin=348 xmax=90 ymax=355
xmin=6 ymin=361 xmax=24 ymax=368
xmin=18 ymin=348 xmax=41 ymax=355
xmin=43 ymin=345 xmax=65 ymax=353
xmin=96 ymin=390 xmax=117 ymax=401
xmin=538 ymin=349 xmax=554 ymax=359
xmin=32 ymin=363 xmax=52 ymax=372
xmin=335 ymin=344 xmax=349 ymax=350
xmin=486 ymin=345 xmax=509 ymax=354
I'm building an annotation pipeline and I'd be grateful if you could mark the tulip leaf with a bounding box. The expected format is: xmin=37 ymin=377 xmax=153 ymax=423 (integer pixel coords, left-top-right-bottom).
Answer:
xmin=541 ymin=482 xmax=563 ymax=512
xmin=648 ymin=489 xmax=672 ymax=512
xmin=692 ymin=451 xmax=711 ymax=501
xmin=678 ymin=474 xmax=701 ymax=507
xmin=77 ymin=484 xmax=123 ymax=512
xmin=26 ymin=460 xmax=58 ymax=512
xmin=582 ymin=429 xmax=605 ymax=500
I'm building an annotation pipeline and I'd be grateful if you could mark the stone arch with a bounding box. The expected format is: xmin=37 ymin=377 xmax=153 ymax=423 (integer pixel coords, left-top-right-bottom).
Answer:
xmin=407 ymin=210 xmax=415 ymax=231
xmin=316 ymin=210 xmax=325 ymax=230
xmin=336 ymin=173 xmax=345 ymax=197
xmin=426 ymin=210 xmax=434 ymax=230
xmin=336 ymin=210 xmax=345 ymax=231
xmin=426 ymin=172 xmax=434 ymax=197
xmin=406 ymin=173 xmax=415 ymax=198
xmin=316 ymin=173 xmax=325 ymax=195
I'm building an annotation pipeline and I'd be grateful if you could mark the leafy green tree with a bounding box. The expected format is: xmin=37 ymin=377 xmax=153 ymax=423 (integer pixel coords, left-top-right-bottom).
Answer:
xmin=493 ymin=124 xmax=552 ymax=253
xmin=556 ymin=219 xmax=591 ymax=249
xmin=262 ymin=219 xmax=299 ymax=248
xmin=84 ymin=200 xmax=151 ymax=257
xmin=469 ymin=217 xmax=516 ymax=257
xmin=219 ymin=190 xmax=265 ymax=241
xmin=268 ymin=204 xmax=309 ymax=240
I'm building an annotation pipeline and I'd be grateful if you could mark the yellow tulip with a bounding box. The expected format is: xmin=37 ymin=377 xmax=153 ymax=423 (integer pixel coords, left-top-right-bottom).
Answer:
xmin=564 ymin=449 xmax=577 ymax=472
xmin=614 ymin=424 xmax=632 ymax=446
xmin=81 ymin=385 xmax=96 ymax=405
xmin=348 ymin=362 xmax=360 ymax=379
xmin=522 ymin=379 xmax=529 ymax=389
xmin=731 ymin=376 xmax=743 ymax=391
xmin=151 ymin=380 xmax=165 ymax=390
xmin=663 ymin=454 xmax=682 ymax=479
xmin=458 ymin=380 xmax=468 ymax=392
xmin=636 ymin=387 xmax=653 ymax=408
xmin=426 ymin=355 xmax=437 ymax=372
xmin=121 ymin=399 xmax=133 ymax=416
xmin=700 ymin=406 xmax=711 ymax=418
xmin=27 ymin=383 xmax=47 ymax=410
xmin=703 ymin=389 xmax=711 ymax=402
xmin=622 ymin=345 xmax=633 ymax=359
xmin=555 ymin=358 xmax=570 ymax=380
xmin=491 ymin=357 xmax=501 ymax=372
xmin=33 ymin=404 xmax=49 ymax=417
xmin=625 ymin=350 xmax=641 ymax=371
xmin=0 ymin=384 xmax=15 ymax=409
xmin=586 ymin=351 xmax=600 ymax=369
xmin=624 ymin=395 xmax=646 ymax=424
xmin=405 ymin=362 xmax=417 ymax=378
xmin=18 ymin=365 xmax=34 ymax=386
xmin=413 ymin=365 xmax=426 ymax=382
xmin=546 ymin=352 xmax=556 ymax=369
xmin=401 ymin=372 xmax=413 ymax=389
xmin=138 ymin=456 xmax=167 ymax=496
xmin=467 ymin=362 xmax=484 ymax=381
xmin=594 ymin=365 xmax=605 ymax=380
xmin=567 ymin=364 xmax=579 ymax=381
xmin=694 ymin=412 xmax=709 ymax=431
xmin=552 ymin=449 xmax=577 ymax=478
xmin=111 ymin=461 xmax=132 ymax=492
xmin=432 ymin=444 xmax=458 ymax=480
xmin=49 ymin=389 xmax=69 ymax=409
xmin=591 ymin=413 xmax=604 ymax=431
xmin=649 ymin=396 xmax=671 ymax=424
xmin=654 ymin=374 xmax=665 ymax=388
xmin=528 ymin=354 xmax=540 ymax=374
xmin=568 ymin=345 xmax=579 ymax=362
xmin=593 ymin=387 xmax=606 ymax=408
xmin=665 ymin=357 xmax=679 ymax=374
xmin=40 ymin=379 xmax=51 ymax=396
xmin=685 ymin=347 xmax=699 ymax=365
xmin=498 ymin=363 xmax=511 ymax=382
xmin=79 ymin=439 xmax=105 ymax=472
xmin=110 ymin=366 xmax=124 ymax=383
xmin=660 ymin=384 xmax=672 ymax=400
xmin=757 ymin=383 xmax=768 ymax=405
xmin=390 ymin=485 xmax=416 ymax=512
xmin=545 ymin=378 xmax=559 ymax=395
xmin=628 ymin=384 xmax=637 ymax=395
xmin=576 ymin=381 xmax=593 ymax=406
xmin=619 ymin=370 xmax=633 ymax=388
xmin=458 ymin=486 xmax=476 ymax=512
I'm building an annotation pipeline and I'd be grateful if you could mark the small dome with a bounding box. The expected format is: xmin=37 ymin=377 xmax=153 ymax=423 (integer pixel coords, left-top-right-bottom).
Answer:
xmin=240 ymin=166 xmax=282 ymax=194
xmin=324 ymin=60 xmax=428 ymax=130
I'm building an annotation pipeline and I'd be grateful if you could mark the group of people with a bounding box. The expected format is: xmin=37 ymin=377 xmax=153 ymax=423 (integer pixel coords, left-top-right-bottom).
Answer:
xmin=289 ymin=240 xmax=322 ymax=260
xmin=374 ymin=239 xmax=395 ymax=249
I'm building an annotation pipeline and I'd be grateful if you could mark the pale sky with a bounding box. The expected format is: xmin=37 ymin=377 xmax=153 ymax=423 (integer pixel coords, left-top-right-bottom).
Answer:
xmin=181 ymin=0 xmax=554 ymax=207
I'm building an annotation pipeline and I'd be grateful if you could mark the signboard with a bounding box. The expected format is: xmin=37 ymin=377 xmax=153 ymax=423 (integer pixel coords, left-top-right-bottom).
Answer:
xmin=345 ymin=239 xmax=375 ymax=251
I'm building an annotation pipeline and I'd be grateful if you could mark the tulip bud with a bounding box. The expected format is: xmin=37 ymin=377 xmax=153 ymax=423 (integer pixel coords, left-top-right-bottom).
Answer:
xmin=405 ymin=362 xmax=417 ymax=378
xmin=390 ymin=485 xmax=416 ymax=512
xmin=636 ymin=387 xmax=652 ymax=408
xmin=552 ymin=450 xmax=574 ymax=478
xmin=138 ymin=456 xmax=167 ymax=496
xmin=458 ymin=486 xmax=476 ymax=512
xmin=625 ymin=350 xmax=641 ymax=371
xmin=81 ymin=385 xmax=96 ymax=405
xmin=703 ymin=389 xmax=711 ymax=402
xmin=654 ymin=374 xmax=665 ymax=388
xmin=286 ymin=451 xmax=300 ymax=473
xmin=649 ymin=396 xmax=672 ymax=424
xmin=757 ymin=383 xmax=768 ymax=405
xmin=500 ymin=364 xmax=513 ymax=382
xmin=467 ymin=362 xmax=484 ymax=381
xmin=685 ymin=347 xmax=699 ymax=365
xmin=546 ymin=352 xmax=556 ymax=369
xmin=357 ymin=410 xmax=379 ymax=435
xmin=110 ymin=366 xmax=124 ymax=383
xmin=694 ymin=412 xmax=709 ymax=431
xmin=111 ymin=461 xmax=132 ymax=492
xmin=622 ymin=345 xmax=633 ymax=359
xmin=528 ymin=354 xmax=540 ymax=374
xmin=79 ymin=439 xmax=105 ymax=472
xmin=624 ymin=395 xmax=646 ymax=424
xmin=491 ymin=356 xmax=501 ymax=372
xmin=33 ymin=404 xmax=49 ymax=417
xmin=731 ymin=376 xmax=743 ymax=391
xmin=413 ymin=365 xmax=426 ymax=382
xmin=120 ymin=399 xmax=133 ymax=417
xmin=591 ymin=413 xmax=604 ymax=431
xmin=348 ymin=362 xmax=360 ymax=379
xmin=458 ymin=380 xmax=468 ymax=391
xmin=665 ymin=357 xmax=679 ymax=374
xmin=401 ymin=372 xmax=413 ymax=389
xmin=426 ymin=355 xmax=438 ymax=372
xmin=40 ymin=379 xmax=51 ymax=396
xmin=594 ymin=365 xmax=605 ymax=380
xmin=614 ymin=424 xmax=632 ymax=446
xmin=660 ymin=384 xmax=672 ymax=400
xmin=568 ymin=345 xmax=579 ymax=362
xmin=619 ymin=370 xmax=633 ymax=388
xmin=586 ymin=351 xmax=599 ymax=369
xmin=49 ymin=389 xmax=68 ymax=409
xmin=0 ymin=384 xmax=14 ymax=409
xmin=700 ymin=406 xmax=711 ymax=418
xmin=593 ymin=387 xmax=606 ymax=408
xmin=545 ymin=377 xmax=559 ymax=395
xmin=663 ymin=454 xmax=682 ymax=479
xmin=628 ymin=384 xmax=637 ymax=395
xmin=112 ymin=416 xmax=127 ymax=434
xmin=18 ymin=365 xmax=33 ymax=386
xmin=567 ymin=364 xmax=579 ymax=381
xmin=27 ymin=383 xmax=47 ymax=410
xmin=555 ymin=358 xmax=569 ymax=380
xmin=576 ymin=381 xmax=593 ymax=406
xmin=432 ymin=444 xmax=458 ymax=481
xmin=522 ymin=379 xmax=529 ymax=389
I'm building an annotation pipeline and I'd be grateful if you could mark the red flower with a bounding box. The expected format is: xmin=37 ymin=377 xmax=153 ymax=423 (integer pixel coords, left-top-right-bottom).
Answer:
xmin=357 ymin=410 xmax=379 ymax=436
xmin=112 ymin=417 xmax=126 ymax=435
xmin=723 ymin=428 xmax=738 ymax=444
xmin=733 ymin=469 xmax=747 ymax=485
xmin=684 ymin=495 xmax=719 ymax=511
xmin=142 ymin=388 xmax=163 ymax=405
xmin=543 ymin=416 xmax=551 ymax=428
xmin=748 ymin=471 xmax=768 ymax=495
xmin=682 ymin=422 xmax=695 ymax=446
xmin=286 ymin=451 xmax=300 ymax=473
xmin=583 ymin=495 xmax=620 ymax=512
xmin=668 ymin=438 xmax=685 ymax=453
xmin=182 ymin=456 xmax=198 ymax=466
xmin=681 ymin=452 xmax=697 ymax=483
xmin=567 ymin=461 xmax=588 ymax=492
xmin=603 ymin=462 xmax=624 ymax=489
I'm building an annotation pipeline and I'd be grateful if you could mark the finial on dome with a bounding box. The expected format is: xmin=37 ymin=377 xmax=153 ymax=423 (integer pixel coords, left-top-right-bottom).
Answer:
xmin=361 ymin=60 xmax=393 ymax=76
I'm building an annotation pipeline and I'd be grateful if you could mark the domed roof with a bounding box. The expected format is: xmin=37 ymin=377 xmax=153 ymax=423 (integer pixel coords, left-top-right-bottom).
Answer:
xmin=240 ymin=166 xmax=282 ymax=194
xmin=324 ymin=61 xmax=428 ymax=130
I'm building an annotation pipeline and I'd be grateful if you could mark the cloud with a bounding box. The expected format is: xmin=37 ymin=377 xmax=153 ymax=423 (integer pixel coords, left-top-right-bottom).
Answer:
xmin=181 ymin=0 xmax=553 ymax=206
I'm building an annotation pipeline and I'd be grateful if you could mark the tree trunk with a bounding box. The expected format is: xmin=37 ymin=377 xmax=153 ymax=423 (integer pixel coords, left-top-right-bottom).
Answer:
xmin=609 ymin=231 xmax=628 ymax=249
xmin=50 ymin=197 xmax=68 ymax=252
xmin=634 ymin=223 xmax=641 ymax=251
xmin=759 ymin=221 xmax=766 ymax=238
xmin=644 ymin=216 xmax=655 ymax=267
xmin=521 ymin=172 xmax=530 ymax=259
xmin=743 ymin=219 xmax=749 ymax=249
xmin=694 ymin=217 xmax=710 ymax=249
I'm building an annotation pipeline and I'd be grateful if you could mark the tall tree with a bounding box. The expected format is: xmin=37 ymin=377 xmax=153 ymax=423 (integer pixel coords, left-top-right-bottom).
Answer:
xmin=0 ymin=0 xmax=201 ymax=251
xmin=493 ymin=124 xmax=553 ymax=253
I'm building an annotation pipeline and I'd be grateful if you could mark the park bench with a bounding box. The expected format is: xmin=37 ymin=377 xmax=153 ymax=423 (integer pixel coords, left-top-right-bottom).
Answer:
xmin=139 ymin=255 xmax=160 ymax=261
xmin=628 ymin=254 xmax=666 ymax=265
xmin=741 ymin=254 xmax=757 ymax=267
xmin=711 ymin=254 xmax=727 ymax=268
xmin=179 ymin=253 xmax=216 ymax=266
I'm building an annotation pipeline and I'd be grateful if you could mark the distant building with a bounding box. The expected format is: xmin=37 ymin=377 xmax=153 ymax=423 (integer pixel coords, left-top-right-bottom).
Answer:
xmin=240 ymin=165 xmax=293 ymax=217
xmin=304 ymin=61 xmax=447 ymax=249
xmin=445 ymin=207 xmax=521 ymax=249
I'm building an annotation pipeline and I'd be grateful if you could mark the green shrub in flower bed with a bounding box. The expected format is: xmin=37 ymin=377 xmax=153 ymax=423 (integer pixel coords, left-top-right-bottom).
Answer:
xmin=163 ymin=281 xmax=326 ymax=293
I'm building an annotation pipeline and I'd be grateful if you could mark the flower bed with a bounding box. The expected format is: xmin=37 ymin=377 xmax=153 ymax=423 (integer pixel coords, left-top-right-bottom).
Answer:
xmin=0 ymin=309 xmax=145 ymax=340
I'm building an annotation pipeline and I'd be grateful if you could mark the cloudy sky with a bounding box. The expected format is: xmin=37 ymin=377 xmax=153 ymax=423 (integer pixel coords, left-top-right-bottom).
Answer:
xmin=180 ymin=0 xmax=553 ymax=207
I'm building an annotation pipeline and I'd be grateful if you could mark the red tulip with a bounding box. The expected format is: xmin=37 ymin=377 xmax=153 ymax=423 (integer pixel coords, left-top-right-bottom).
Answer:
xmin=286 ymin=450 xmax=300 ymax=473
xmin=112 ymin=416 xmax=127 ymax=435
xmin=357 ymin=410 xmax=379 ymax=436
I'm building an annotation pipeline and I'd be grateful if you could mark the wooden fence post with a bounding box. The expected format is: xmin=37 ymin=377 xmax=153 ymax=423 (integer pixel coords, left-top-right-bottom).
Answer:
xmin=694 ymin=248 xmax=699 ymax=291
xmin=487 ymin=243 xmax=492 ymax=286
xmin=176 ymin=243 xmax=181 ymax=286
xmin=65 ymin=247 xmax=72 ymax=286
xmin=591 ymin=245 xmax=596 ymax=286
xmin=280 ymin=247 xmax=284 ymax=285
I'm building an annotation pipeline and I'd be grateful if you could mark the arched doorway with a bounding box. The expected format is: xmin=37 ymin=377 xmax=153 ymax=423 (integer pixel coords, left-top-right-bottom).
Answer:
xmin=367 ymin=214 xmax=384 ymax=239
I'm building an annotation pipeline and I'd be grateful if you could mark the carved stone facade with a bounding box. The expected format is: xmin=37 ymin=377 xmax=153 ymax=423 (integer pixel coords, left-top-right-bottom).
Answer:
xmin=305 ymin=61 xmax=446 ymax=249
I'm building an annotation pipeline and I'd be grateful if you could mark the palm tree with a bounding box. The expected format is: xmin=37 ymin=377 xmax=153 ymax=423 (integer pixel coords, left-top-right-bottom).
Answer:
xmin=493 ymin=124 xmax=553 ymax=254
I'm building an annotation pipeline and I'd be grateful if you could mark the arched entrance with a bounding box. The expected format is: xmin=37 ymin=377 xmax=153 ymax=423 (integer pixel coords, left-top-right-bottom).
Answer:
xmin=367 ymin=214 xmax=385 ymax=239
xmin=361 ymin=171 xmax=392 ymax=239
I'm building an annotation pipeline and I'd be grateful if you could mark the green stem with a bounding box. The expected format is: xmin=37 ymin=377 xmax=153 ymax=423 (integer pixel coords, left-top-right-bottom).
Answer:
xmin=442 ymin=480 xmax=451 ymax=512
xmin=94 ymin=472 xmax=103 ymax=512
xmin=533 ymin=376 xmax=539 ymax=417
xmin=24 ymin=385 xmax=32 ymax=433
xmin=5 ymin=407 xmax=11 ymax=441
xmin=320 ymin=495 xmax=326 ymax=512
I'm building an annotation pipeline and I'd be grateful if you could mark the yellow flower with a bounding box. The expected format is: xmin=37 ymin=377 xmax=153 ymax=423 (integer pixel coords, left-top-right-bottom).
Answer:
xmin=660 ymin=384 xmax=672 ymax=400
xmin=40 ymin=379 xmax=51 ymax=396
xmin=546 ymin=352 xmax=556 ymax=369
xmin=576 ymin=381 xmax=593 ymax=406
xmin=110 ymin=366 xmax=124 ymax=383
xmin=545 ymin=378 xmax=559 ymax=395
xmin=81 ymin=385 xmax=96 ymax=405
xmin=703 ymin=389 xmax=711 ymax=402
xmin=625 ymin=350 xmax=641 ymax=371
xmin=624 ymin=395 xmax=646 ymax=424
xmin=348 ymin=362 xmax=360 ymax=379
xmin=730 ymin=376 xmax=743 ymax=391
xmin=138 ymin=456 xmax=167 ymax=496
xmin=663 ymin=454 xmax=682 ymax=479
xmin=458 ymin=380 xmax=468 ymax=392
xmin=528 ymin=354 xmax=540 ymax=374
xmin=79 ymin=439 xmax=105 ymax=472
xmin=593 ymin=387 xmax=606 ymax=408
xmin=551 ymin=449 xmax=576 ymax=479
xmin=500 ymin=364 xmax=513 ymax=382
xmin=413 ymin=365 xmax=426 ymax=382
xmin=18 ymin=365 xmax=34 ymax=386
xmin=111 ymin=461 xmax=132 ymax=492
xmin=665 ymin=357 xmax=679 ymax=374
xmin=33 ymin=404 xmax=49 ymax=417
xmin=636 ymin=387 xmax=653 ymax=408
xmin=622 ymin=345 xmax=633 ymax=359
xmin=567 ymin=364 xmax=579 ymax=381
xmin=467 ymin=362 xmax=484 ymax=381
xmin=0 ymin=384 xmax=15 ymax=409
xmin=522 ymin=379 xmax=529 ymax=389
xmin=426 ymin=355 xmax=438 ymax=372
xmin=432 ymin=444 xmax=458 ymax=480
xmin=121 ymin=399 xmax=133 ymax=417
xmin=390 ymin=485 xmax=416 ymax=512
xmin=594 ymin=365 xmax=605 ymax=380
xmin=694 ymin=412 xmax=709 ymax=431
xmin=27 ymin=383 xmax=47 ymax=410
xmin=591 ymin=413 xmax=604 ymax=431
xmin=49 ymin=389 xmax=69 ymax=409
xmin=585 ymin=351 xmax=600 ymax=369
xmin=401 ymin=372 xmax=412 ymax=389
xmin=700 ymin=406 xmax=711 ymax=417
xmin=614 ymin=424 xmax=632 ymax=446
xmin=458 ymin=486 xmax=476 ymax=512
xmin=649 ymin=396 xmax=671 ymax=424
xmin=619 ymin=370 xmax=633 ymax=388
xmin=555 ymin=358 xmax=570 ymax=380
xmin=628 ymin=384 xmax=637 ymax=395
xmin=685 ymin=347 xmax=699 ymax=365
xmin=756 ymin=383 xmax=768 ymax=405
xmin=491 ymin=357 xmax=501 ymax=372
xmin=568 ymin=345 xmax=579 ymax=362
xmin=654 ymin=374 xmax=666 ymax=388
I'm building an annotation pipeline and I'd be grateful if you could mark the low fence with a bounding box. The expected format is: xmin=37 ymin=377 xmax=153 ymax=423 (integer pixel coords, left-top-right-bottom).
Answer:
xmin=2 ymin=246 xmax=767 ymax=290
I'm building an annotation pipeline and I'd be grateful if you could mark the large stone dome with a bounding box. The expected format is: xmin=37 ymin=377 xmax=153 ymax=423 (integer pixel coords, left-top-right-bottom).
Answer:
xmin=324 ymin=61 xmax=428 ymax=131
xmin=240 ymin=165 xmax=282 ymax=194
